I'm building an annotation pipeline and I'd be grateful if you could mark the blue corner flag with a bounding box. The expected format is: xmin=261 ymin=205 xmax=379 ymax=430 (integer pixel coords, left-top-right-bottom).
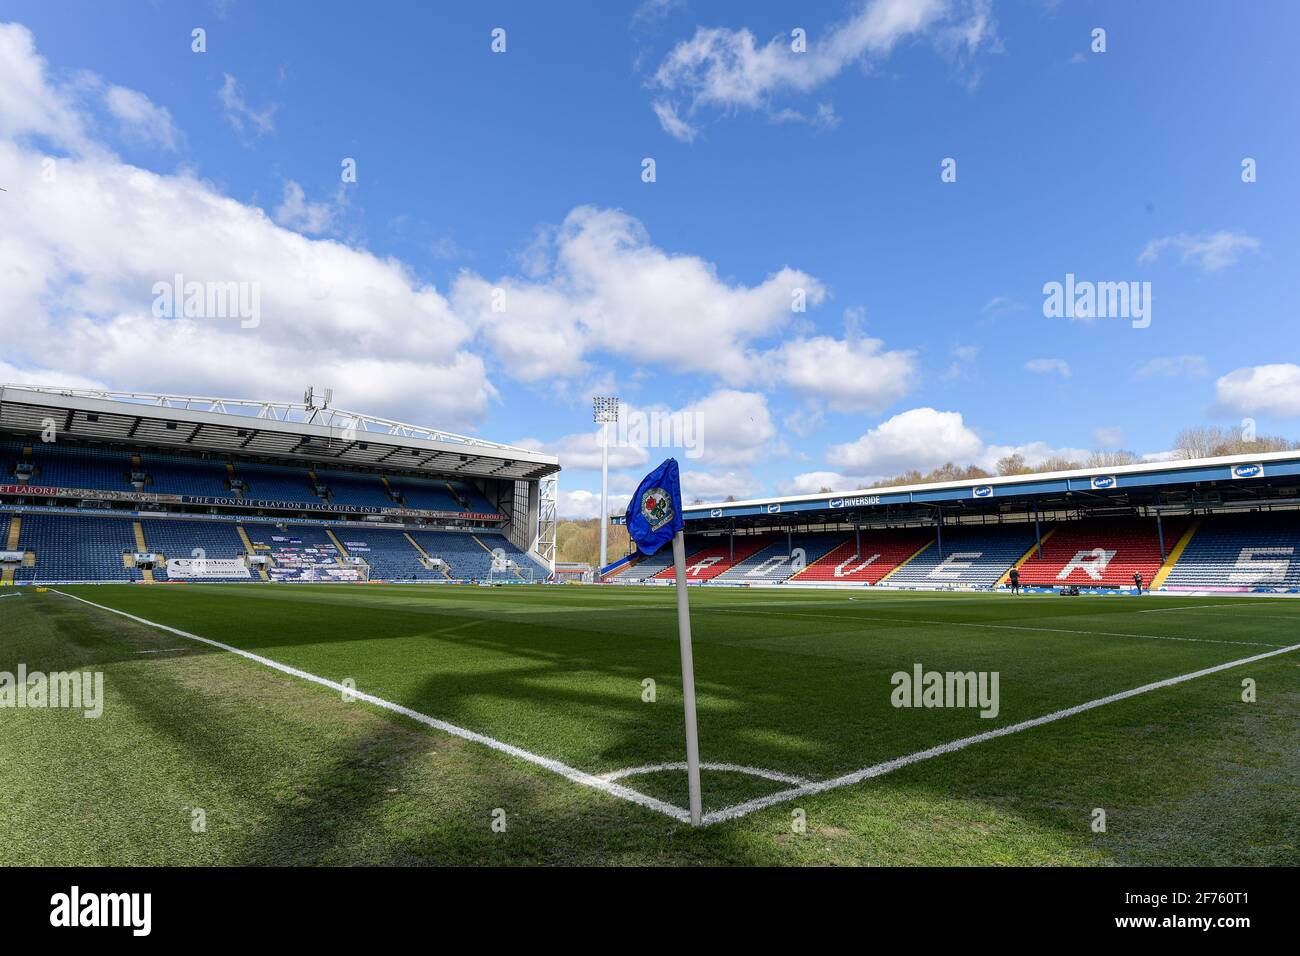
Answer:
xmin=625 ymin=458 xmax=685 ymax=557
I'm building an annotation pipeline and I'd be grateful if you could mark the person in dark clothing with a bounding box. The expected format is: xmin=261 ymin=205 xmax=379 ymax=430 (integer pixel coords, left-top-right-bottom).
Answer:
xmin=1133 ymin=571 xmax=1143 ymax=593
xmin=1009 ymin=567 xmax=1020 ymax=594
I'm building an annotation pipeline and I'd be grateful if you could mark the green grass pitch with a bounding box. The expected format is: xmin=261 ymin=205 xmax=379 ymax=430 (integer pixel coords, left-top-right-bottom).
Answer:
xmin=1 ymin=584 xmax=1297 ymax=865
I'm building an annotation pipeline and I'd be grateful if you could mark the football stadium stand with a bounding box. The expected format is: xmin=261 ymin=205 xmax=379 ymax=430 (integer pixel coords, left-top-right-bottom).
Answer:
xmin=1016 ymin=517 xmax=1181 ymax=588
xmin=715 ymin=532 xmax=849 ymax=583
xmin=1161 ymin=512 xmax=1300 ymax=591
xmin=885 ymin=525 xmax=1041 ymax=588
xmin=409 ymin=530 xmax=528 ymax=580
xmin=7 ymin=385 xmax=1300 ymax=592
xmin=652 ymin=534 xmax=776 ymax=582
xmin=139 ymin=453 xmax=232 ymax=497
xmin=143 ymin=518 xmax=251 ymax=582
xmin=236 ymin=463 xmax=321 ymax=505
xmin=790 ymin=528 xmax=935 ymax=585
xmin=14 ymin=512 xmax=143 ymax=583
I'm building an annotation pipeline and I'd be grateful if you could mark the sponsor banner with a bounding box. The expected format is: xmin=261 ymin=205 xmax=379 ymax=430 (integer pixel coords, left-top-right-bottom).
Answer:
xmin=181 ymin=495 xmax=502 ymax=521
xmin=1231 ymin=463 xmax=1264 ymax=479
xmin=0 ymin=485 xmax=502 ymax=521
xmin=972 ymin=485 xmax=994 ymax=498
xmin=165 ymin=558 xmax=251 ymax=579
xmin=1090 ymin=475 xmax=1117 ymax=490
xmin=132 ymin=552 xmax=160 ymax=563
xmin=0 ymin=551 xmax=23 ymax=562
xmin=0 ymin=484 xmax=182 ymax=503
xmin=829 ymin=495 xmax=882 ymax=508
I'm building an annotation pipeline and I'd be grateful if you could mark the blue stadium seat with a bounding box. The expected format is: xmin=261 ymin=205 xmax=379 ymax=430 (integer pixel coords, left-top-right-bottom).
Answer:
xmin=15 ymin=513 xmax=141 ymax=582
xmin=143 ymin=519 xmax=251 ymax=581
xmin=884 ymin=525 xmax=1038 ymax=587
xmin=1163 ymin=513 xmax=1300 ymax=590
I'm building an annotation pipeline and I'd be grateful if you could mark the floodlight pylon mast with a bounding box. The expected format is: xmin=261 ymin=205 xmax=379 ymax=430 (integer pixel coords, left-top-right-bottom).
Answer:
xmin=594 ymin=397 xmax=620 ymax=570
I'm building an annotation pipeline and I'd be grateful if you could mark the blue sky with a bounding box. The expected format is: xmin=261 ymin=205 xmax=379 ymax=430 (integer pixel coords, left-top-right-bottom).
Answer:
xmin=0 ymin=1 xmax=1296 ymax=515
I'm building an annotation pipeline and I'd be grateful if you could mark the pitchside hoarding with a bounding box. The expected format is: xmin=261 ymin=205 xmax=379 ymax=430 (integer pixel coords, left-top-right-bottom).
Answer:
xmin=0 ymin=484 xmax=502 ymax=521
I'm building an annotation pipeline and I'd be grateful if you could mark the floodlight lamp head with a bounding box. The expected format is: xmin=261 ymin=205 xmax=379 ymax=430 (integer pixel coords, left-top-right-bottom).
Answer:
xmin=593 ymin=396 xmax=620 ymax=423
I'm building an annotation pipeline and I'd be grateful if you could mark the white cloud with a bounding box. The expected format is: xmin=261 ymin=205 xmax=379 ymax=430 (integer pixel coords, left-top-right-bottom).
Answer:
xmin=828 ymin=407 xmax=985 ymax=475
xmin=779 ymin=470 xmax=851 ymax=495
xmin=218 ymin=73 xmax=276 ymax=138
xmin=651 ymin=100 xmax=697 ymax=142
xmin=1025 ymin=357 xmax=1071 ymax=379
xmin=453 ymin=206 xmax=824 ymax=384
xmin=516 ymin=430 xmax=649 ymax=473
xmin=558 ymin=488 xmax=632 ymax=520
xmin=274 ymin=180 xmax=335 ymax=235
xmin=649 ymin=0 xmax=997 ymax=140
xmin=1133 ymin=354 xmax=1209 ymax=380
xmin=1138 ymin=231 xmax=1260 ymax=273
xmin=679 ymin=468 xmax=762 ymax=503
xmin=0 ymin=24 xmax=494 ymax=427
xmin=825 ymin=407 xmax=1092 ymax=486
xmin=1215 ymin=363 xmax=1300 ymax=418
xmin=680 ymin=389 xmax=776 ymax=466
xmin=0 ymin=23 xmax=91 ymax=151
xmin=766 ymin=334 xmax=917 ymax=412
xmin=104 ymin=85 xmax=179 ymax=151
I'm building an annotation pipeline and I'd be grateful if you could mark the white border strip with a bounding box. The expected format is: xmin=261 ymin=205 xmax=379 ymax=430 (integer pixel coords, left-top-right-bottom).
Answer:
xmin=49 ymin=589 xmax=691 ymax=823
xmin=701 ymin=640 xmax=1300 ymax=825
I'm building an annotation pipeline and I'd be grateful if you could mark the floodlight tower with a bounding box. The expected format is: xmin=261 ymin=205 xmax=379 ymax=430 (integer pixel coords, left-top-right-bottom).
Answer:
xmin=593 ymin=396 xmax=620 ymax=570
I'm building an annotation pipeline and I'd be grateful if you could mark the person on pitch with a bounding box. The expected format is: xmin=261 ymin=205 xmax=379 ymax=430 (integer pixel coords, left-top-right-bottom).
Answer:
xmin=1133 ymin=571 xmax=1143 ymax=593
xmin=1009 ymin=566 xmax=1021 ymax=594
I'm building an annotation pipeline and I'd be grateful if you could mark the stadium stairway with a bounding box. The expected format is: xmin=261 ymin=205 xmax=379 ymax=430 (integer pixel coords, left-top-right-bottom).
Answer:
xmin=791 ymin=529 xmax=935 ymax=585
xmin=1 ymin=514 xmax=18 ymax=584
xmin=1017 ymin=517 xmax=1183 ymax=588
xmin=236 ymin=524 xmax=270 ymax=580
xmin=994 ymin=527 xmax=1058 ymax=588
xmin=1160 ymin=512 xmax=1300 ymax=590
xmin=714 ymin=532 xmax=850 ymax=584
xmin=1150 ymin=521 xmax=1200 ymax=589
xmin=400 ymin=531 xmax=452 ymax=579
xmin=652 ymin=535 xmax=777 ymax=582
xmin=329 ymin=527 xmax=446 ymax=581
xmin=885 ymin=525 xmax=1041 ymax=588
xmin=131 ymin=521 xmax=155 ymax=583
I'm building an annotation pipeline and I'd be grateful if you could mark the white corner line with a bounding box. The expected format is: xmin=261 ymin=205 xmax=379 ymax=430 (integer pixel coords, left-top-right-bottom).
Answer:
xmin=700 ymin=640 xmax=1300 ymax=826
xmin=48 ymin=589 xmax=691 ymax=824
xmin=602 ymin=761 xmax=812 ymax=787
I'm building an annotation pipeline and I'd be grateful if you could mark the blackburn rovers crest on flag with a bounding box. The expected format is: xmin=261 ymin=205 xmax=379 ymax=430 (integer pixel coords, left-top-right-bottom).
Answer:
xmin=625 ymin=458 xmax=684 ymax=556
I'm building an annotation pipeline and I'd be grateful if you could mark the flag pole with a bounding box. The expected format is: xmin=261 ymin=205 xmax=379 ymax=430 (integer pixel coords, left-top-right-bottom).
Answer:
xmin=671 ymin=529 xmax=703 ymax=825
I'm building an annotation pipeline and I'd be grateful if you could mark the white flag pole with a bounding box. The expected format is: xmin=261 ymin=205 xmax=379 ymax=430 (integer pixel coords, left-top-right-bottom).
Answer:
xmin=671 ymin=529 xmax=703 ymax=825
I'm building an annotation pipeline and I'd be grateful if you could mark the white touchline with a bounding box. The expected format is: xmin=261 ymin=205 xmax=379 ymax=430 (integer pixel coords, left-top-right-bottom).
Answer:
xmin=49 ymin=590 xmax=692 ymax=824
xmin=1136 ymin=604 xmax=1241 ymax=614
xmin=48 ymin=590 xmax=1300 ymax=829
xmin=702 ymin=640 xmax=1300 ymax=825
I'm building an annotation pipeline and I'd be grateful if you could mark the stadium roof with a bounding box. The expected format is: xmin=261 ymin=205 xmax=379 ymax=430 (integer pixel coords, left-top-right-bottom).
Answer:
xmin=679 ymin=449 xmax=1300 ymax=524
xmin=0 ymin=384 xmax=559 ymax=480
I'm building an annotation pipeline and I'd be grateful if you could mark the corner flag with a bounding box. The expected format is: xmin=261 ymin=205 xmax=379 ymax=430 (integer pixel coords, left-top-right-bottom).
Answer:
xmin=625 ymin=458 xmax=685 ymax=556
xmin=626 ymin=458 xmax=703 ymax=825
